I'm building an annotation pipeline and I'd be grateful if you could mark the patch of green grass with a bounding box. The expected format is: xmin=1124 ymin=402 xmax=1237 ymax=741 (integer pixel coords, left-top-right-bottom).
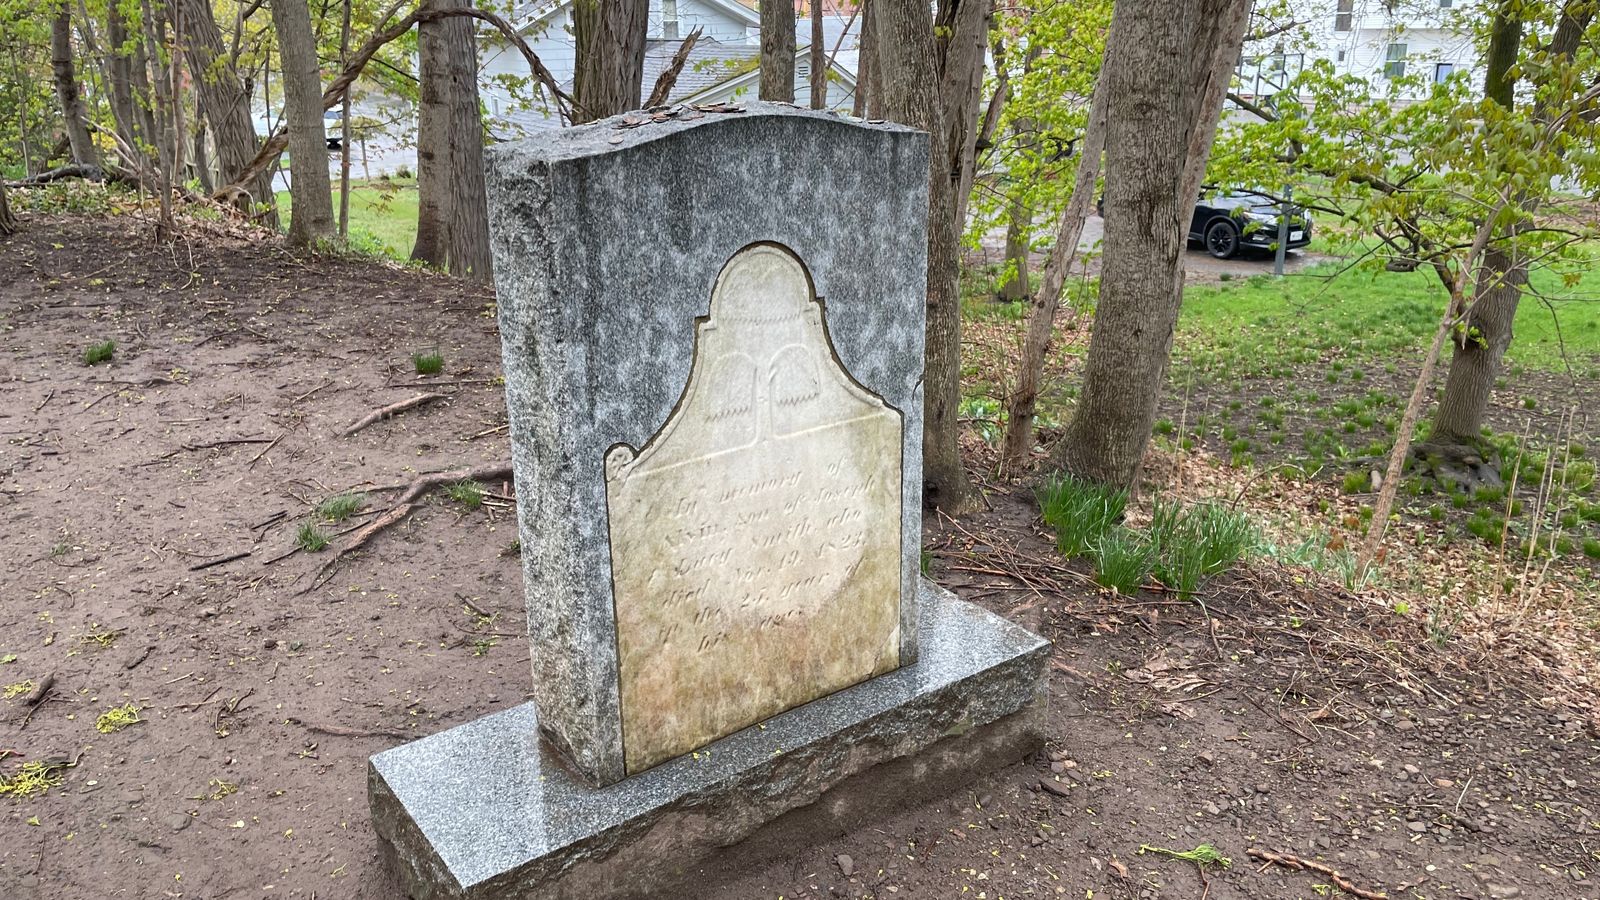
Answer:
xmin=276 ymin=177 xmax=420 ymax=259
xmin=83 ymin=340 xmax=116 ymax=365
xmin=296 ymin=523 xmax=329 ymax=553
xmin=1176 ymin=259 xmax=1600 ymax=378
xmin=1038 ymin=476 xmax=1127 ymax=559
xmin=1089 ymin=529 xmax=1151 ymax=595
xmin=1341 ymin=471 xmax=1368 ymax=494
xmin=445 ymin=479 xmax=485 ymax=510
xmin=1583 ymin=537 xmax=1600 ymax=560
xmin=316 ymin=492 xmax=363 ymax=523
xmin=412 ymin=350 xmax=444 ymax=375
xmin=1139 ymin=843 xmax=1231 ymax=869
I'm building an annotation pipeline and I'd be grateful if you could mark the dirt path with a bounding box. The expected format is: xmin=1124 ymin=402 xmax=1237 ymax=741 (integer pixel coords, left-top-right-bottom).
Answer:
xmin=1 ymin=216 xmax=1594 ymax=900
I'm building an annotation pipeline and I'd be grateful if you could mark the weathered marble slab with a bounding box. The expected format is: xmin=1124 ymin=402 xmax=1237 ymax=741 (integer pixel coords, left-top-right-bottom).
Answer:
xmin=485 ymin=104 xmax=930 ymax=786
xmin=369 ymin=582 xmax=1049 ymax=900
xmin=606 ymin=243 xmax=903 ymax=774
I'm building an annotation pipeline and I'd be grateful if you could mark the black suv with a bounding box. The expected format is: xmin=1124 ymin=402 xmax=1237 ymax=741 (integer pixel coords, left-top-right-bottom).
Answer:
xmin=1190 ymin=189 xmax=1311 ymax=259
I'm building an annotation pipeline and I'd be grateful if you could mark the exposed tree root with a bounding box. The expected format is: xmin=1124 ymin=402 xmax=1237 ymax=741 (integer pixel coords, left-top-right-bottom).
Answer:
xmin=1247 ymin=848 xmax=1386 ymax=899
xmin=341 ymin=392 xmax=445 ymax=437
xmin=307 ymin=463 xmax=514 ymax=591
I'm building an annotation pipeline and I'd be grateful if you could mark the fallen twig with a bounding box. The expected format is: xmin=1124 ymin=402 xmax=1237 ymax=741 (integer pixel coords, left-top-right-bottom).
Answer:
xmin=34 ymin=390 xmax=54 ymax=413
xmin=1246 ymin=848 xmax=1386 ymax=899
xmin=248 ymin=432 xmax=285 ymax=466
xmin=190 ymin=550 xmax=253 ymax=571
xmin=22 ymin=673 xmax=55 ymax=707
xmin=342 ymin=392 xmax=445 ymax=437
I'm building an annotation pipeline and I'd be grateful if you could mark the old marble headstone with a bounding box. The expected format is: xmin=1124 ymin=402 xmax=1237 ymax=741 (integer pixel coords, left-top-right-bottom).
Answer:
xmin=369 ymin=104 xmax=1049 ymax=900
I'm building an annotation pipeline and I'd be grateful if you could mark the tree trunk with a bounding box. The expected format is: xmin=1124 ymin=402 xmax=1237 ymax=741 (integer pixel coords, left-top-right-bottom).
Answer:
xmin=102 ymin=5 xmax=143 ymax=163
xmin=940 ymin=0 xmax=991 ymax=232
xmin=573 ymin=0 xmax=648 ymax=122
xmin=1054 ymin=0 xmax=1248 ymax=489
xmin=412 ymin=0 xmax=493 ymax=281
xmin=761 ymin=0 xmax=796 ymax=101
xmin=1001 ymin=81 xmax=1105 ymax=473
xmin=271 ymin=0 xmax=334 ymax=246
xmin=1430 ymin=0 xmax=1529 ymax=447
xmin=51 ymin=2 xmax=98 ymax=167
xmin=878 ymin=0 xmax=982 ymax=512
xmin=338 ymin=0 xmax=354 ymax=239
xmin=0 ymin=182 xmax=16 ymax=236
xmin=129 ymin=6 xmax=168 ymax=179
xmin=854 ymin=0 xmax=872 ymax=116
xmin=177 ymin=0 xmax=274 ymax=222
xmin=810 ymin=0 xmax=826 ymax=108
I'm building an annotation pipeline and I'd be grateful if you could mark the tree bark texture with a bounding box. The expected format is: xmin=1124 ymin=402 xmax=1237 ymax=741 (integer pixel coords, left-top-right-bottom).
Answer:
xmin=810 ymin=0 xmax=826 ymax=108
xmin=878 ymin=0 xmax=990 ymax=512
xmin=761 ymin=0 xmax=797 ymax=101
xmin=1001 ymin=80 xmax=1105 ymax=472
xmin=102 ymin=6 xmax=143 ymax=166
xmin=999 ymin=200 xmax=1030 ymax=300
xmin=573 ymin=0 xmax=648 ymax=122
xmin=0 ymin=182 xmax=16 ymax=236
xmin=1433 ymin=248 xmax=1525 ymax=441
xmin=177 ymin=0 xmax=275 ymax=222
xmin=854 ymin=0 xmax=875 ymax=116
xmin=1054 ymin=0 xmax=1249 ymax=488
xmin=271 ymin=0 xmax=334 ymax=246
xmin=52 ymin=2 xmax=98 ymax=166
xmin=939 ymin=0 xmax=992 ymax=232
xmin=412 ymin=0 xmax=492 ymax=281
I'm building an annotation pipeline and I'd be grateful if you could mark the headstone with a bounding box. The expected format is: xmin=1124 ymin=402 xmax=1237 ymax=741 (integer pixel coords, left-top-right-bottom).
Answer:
xmin=369 ymin=104 xmax=1049 ymax=900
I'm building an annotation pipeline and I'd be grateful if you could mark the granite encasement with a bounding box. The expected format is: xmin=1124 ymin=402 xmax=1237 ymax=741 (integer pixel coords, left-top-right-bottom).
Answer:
xmin=369 ymin=103 xmax=1051 ymax=899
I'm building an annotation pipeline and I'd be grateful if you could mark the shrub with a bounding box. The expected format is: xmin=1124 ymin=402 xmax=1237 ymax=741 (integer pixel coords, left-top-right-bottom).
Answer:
xmin=1038 ymin=476 xmax=1127 ymax=559
xmin=1148 ymin=498 xmax=1254 ymax=596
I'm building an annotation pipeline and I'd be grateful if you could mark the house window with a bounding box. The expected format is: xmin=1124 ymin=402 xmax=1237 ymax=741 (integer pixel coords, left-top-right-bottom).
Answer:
xmin=1384 ymin=43 xmax=1407 ymax=79
xmin=1336 ymin=49 xmax=1347 ymax=63
xmin=662 ymin=0 xmax=679 ymax=39
xmin=1439 ymin=0 xmax=1452 ymax=7
xmin=1335 ymin=0 xmax=1353 ymax=31
xmin=1434 ymin=62 xmax=1455 ymax=82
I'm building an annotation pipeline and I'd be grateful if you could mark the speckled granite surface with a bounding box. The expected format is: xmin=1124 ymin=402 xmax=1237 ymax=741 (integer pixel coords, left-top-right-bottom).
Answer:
xmin=485 ymin=104 xmax=931 ymax=786
xmin=369 ymin=580 xmax=1049 ymax=900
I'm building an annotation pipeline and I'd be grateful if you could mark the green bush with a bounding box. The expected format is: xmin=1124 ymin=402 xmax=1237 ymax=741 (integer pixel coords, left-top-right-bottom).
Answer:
xmin=1038 ymin=476 xmax=1127 ymax=559
xmin=1582 ymin=537 xmax=1600 ymax=560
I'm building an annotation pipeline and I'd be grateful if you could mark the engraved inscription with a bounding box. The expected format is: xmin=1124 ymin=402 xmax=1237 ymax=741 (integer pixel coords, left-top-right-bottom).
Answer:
xmin=606 ymin=244 xmax=903 ymax=775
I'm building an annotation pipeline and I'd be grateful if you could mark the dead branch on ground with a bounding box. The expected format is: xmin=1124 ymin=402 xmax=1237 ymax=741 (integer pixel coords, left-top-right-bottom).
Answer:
xmin=1247 ymin=848 xmax=1386 ymax=899
xmin=341 ymin=392 xmax=444 ymax=437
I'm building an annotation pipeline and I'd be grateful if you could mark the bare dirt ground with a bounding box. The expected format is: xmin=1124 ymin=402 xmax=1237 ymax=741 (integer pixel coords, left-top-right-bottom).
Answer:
xmin=2 ymin=214 xmax=1597 ymax=900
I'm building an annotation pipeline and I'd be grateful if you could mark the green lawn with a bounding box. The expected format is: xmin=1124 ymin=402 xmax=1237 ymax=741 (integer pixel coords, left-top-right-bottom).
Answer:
xmin=275 ymin=176 xmax=418 ymax=259
xmin=1176 ymin=256 xmax=1600 ymax=379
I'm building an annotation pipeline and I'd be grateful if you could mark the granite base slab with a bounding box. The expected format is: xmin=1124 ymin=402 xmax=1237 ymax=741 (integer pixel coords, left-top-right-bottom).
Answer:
xmin=369 ymin=581 xmax=1049 ymax=900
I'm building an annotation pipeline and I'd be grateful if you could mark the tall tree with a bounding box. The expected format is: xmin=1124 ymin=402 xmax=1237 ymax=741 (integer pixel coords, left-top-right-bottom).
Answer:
xmin=1053 ymin=0 xmax=1250 ymax=488
xmin=51 ymin=1 xmax=97 ymax=166
xmin=761 ymin=0 xmax=796 ymax=101
xmin=573 ymin=0 xmax=647 ymax=121
xmin=878 ymin=0 xmax=992 ymax=512
xmin=177 ymin=0 xmax=275 ymax=221
xmin=271 ymin=0 xmax=334 ymax=246
xmin=412 ymin=0 xmax=491 ymax=280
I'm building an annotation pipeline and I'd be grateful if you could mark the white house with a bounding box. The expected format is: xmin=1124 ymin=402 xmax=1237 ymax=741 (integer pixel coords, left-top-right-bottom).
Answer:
xmin=1235 ymin=0 xmax=1482 ymax=103
xmin=480 ymin=0 xmax=861 ymax=136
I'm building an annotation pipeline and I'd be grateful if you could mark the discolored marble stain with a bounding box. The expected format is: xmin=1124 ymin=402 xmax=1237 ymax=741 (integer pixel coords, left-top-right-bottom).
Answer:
xmin=605 ymin=244 xmax=903 ymax=775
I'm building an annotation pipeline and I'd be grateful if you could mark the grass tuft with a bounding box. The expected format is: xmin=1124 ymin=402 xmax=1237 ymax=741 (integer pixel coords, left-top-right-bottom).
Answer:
xmin=0 ymin=760 xmax=67 ymax=799
xmin=1148 ymin=499 xmax=1256 ymax=596
xmin=445 ymin=479 xmax=485 ymax=510
xmin=296 ymin=523 xmax=329 ymax=553
xmin=316 ymin=492 xmax=364 ymax=523
xmin=1038 ymin=476 xmax=1127 ymax=558
xmin=1089 ymin=529 xmax=1152 ymax=594
xmin=83 ymin=340 xmax=116 ymax=365
xmin=412 ymin=350 xmax=444 ymax=375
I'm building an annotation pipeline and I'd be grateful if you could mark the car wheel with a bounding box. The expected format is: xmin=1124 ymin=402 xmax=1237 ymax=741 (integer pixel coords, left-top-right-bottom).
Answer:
xmin=1205 ymin=220 xmax=1239 ymax=260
